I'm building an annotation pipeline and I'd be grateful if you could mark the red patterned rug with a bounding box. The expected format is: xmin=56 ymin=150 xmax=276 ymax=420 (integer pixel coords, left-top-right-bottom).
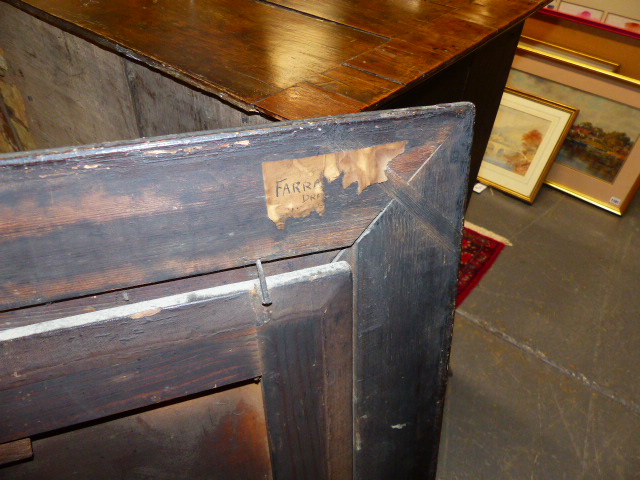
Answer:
xmin=457 ymin=226 xmax=505 ymax=306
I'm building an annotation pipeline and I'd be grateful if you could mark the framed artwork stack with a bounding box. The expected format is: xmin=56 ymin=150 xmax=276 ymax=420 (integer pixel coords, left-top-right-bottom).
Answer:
xmin=478 ymin=44 xmax=640 ymax=215
xmin=543 ymin=1 xmax=640 ymax=38
xmin=477 ymin=88 xmax=577 ymax=203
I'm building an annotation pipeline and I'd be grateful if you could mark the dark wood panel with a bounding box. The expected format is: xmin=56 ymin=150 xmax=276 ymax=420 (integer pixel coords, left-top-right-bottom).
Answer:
xmin=258 ymin=262 xmax=353 ymax=480
xmin=123 ymin=59 xmax=273 ymax=138
xmin=0 ymin=282 xmax=262 ymax=443
xmin=0 ymin=251 xmax=339 ymax=332
xmin=350 ymin=106 xmax=474 ymax=479
xmin=0 ymin=105 xmax=464 ymax=310
xmin=0 ymin=260 xmax=356 ymax=445
xmin=0 ymin=384 xmax=272 ymax=480
xmin=459 ymin=23 xmax=524 ymax=202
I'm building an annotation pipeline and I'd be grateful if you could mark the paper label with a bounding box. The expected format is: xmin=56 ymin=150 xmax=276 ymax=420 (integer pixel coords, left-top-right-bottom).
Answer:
xmin=262 ymin=141 xmax=406 ymax=229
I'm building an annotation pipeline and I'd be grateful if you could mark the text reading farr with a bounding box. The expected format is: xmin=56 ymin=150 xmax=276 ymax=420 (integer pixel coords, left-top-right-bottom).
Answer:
xmin=275 ymin=178 xmax=323 ymax=197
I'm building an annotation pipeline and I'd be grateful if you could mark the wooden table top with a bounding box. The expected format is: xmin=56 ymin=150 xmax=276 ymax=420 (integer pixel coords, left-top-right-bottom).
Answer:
xmin=5 ymin=0 xmax=547 ymax=120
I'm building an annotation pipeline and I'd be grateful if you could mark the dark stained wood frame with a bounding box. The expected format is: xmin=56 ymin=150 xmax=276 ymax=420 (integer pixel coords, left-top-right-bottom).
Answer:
xmin=0 ymin=104 xmax=474 ymax=479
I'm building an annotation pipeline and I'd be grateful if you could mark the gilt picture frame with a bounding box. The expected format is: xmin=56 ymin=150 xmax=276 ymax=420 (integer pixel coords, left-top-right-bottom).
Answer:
xmin=518 ymin=37 xmax=619 ymax=72
xmin=509 ymin=48 xmax=640 ymax=214
xmin=478 ymin=88 xmax=578 ymax=203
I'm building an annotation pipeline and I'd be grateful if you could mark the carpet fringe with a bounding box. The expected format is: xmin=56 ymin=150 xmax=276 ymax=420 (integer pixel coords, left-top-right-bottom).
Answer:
xmin=463 ymin=221 xmax=512 ymax=246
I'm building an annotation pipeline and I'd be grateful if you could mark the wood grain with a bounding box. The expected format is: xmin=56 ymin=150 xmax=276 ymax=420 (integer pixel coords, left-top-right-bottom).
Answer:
xmin=349 ymin=105 xmax=474 ymax=479
xmin=0 ymin=105 xmax=464 ymax=310
xmin=0 ymin=104 xmax=476 ymax=479
xmin=2 ymin=0 xmax=547 ymax=121
xmin=263 ymin=0 xmax=453 ymax=38
xmin=346 ymin=45 xmax=448 ymax=86
xmin=0 ymin=439 xmax=32 ymax=466
xmin=0 ymin=281 xmax=262 ymax=443
xmin=3 ymin=0 xmax=385 ymax=110
xmin=258 ymin=262 xmax=353 ymax=480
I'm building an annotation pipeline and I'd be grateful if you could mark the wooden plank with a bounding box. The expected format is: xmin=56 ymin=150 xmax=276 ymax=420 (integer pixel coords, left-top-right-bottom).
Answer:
xmin=0 ymin=279 xmax=262 ymax=443
xmin=0 ymin=251 xmax=339 ymax=332
xmin=350 ymin=106 xmax=474 ymax=479
xmin=0 ymin=384 xmax=272 ymax=480
xmin=0 ymin=261 xmax=353 ymax=446
xmin=263 ymin=0 xmax=453 ymax=38
xmin=1 ymin=0 xmax=548 ymax=122
xmin=421 ymin=13 xmax=494 ymax=44
xmin=346 ymin=45 xmax=448 ymax=86
xmin=258 ymin=262 xmax=353 ymax=480
xmin=306 ymin=65 xmax=401 ymax=107
xmin=3 ymin=0 xmax=386 ymax=109
xmin=0 ymin=105 xmax=464 ymax=310
xmin=0 ymin=439 xmax=32 ymax=466
xmin=256 ymin=82 xmax=366 ymax=120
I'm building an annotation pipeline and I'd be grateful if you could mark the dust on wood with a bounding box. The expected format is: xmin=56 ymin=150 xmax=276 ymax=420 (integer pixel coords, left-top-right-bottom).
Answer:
xmin=262 ymin=141 xmax=406 ymax=228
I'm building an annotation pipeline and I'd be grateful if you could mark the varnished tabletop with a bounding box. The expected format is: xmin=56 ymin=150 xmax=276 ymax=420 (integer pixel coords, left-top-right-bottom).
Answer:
xmin=5 ymin=0 xmax=547 ymax=119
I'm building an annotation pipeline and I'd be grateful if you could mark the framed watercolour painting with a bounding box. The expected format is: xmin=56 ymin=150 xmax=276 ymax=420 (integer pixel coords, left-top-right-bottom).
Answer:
xmin=477 ymin=88 xmax=577 ymax=203
xmin=509 ymin=49 xmax=640 ymax=214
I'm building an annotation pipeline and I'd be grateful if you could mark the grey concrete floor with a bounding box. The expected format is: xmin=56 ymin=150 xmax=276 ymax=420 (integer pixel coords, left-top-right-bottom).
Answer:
xmin=437 ymin=185 xmax=640 ymax=479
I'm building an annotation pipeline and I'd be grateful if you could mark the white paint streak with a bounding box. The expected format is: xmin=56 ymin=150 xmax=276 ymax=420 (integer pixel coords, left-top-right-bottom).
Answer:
xmin=0 ymin=262 xmax=351 ymax=342
xmin=391 ymin=423 xmax=408 ymax=430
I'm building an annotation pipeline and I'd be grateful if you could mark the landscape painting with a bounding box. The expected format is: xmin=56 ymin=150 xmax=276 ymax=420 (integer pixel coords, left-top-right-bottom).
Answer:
xmin=508 ymin=69 xmax=639 ymax=183
xmin=484 ymin=105 xmax=551 ymax=176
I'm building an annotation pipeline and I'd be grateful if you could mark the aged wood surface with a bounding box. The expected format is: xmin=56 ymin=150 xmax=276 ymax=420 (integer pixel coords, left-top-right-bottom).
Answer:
xmin=0 ymin=105 xmax=464 ymax=310
xmin=0 ymin=384 xmax=273 ymax=480
xmin=0 ymin=250 xmax=339 ymax=332
xmin=0 ymin=262 xmax=351 ymax=445
xmin=349 ymin=105 xmax=474 ymax=479
xmin=258 ymin=262 xmax=352 ymax=480
xmin=0 ymin=439 xmax=32 ymax=466
xmin=0 ymin=279 xmax=262 ymax=443
xmin=2 ymin=0 xmax=547 ymax=119
xmin=0 ymin=105 xmax=474 ymax=479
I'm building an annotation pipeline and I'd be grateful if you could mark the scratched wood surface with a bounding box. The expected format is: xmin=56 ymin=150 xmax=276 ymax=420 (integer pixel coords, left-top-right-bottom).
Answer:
xmin=348 ymin=108 xmax=474 ymax=479
xmin=0 ymin=105 xmax=474 ymax=479
xmin=0 ymin=263 xmax=349 ymax=444
xmin=0 ymin=278 xmax=262 ymax=443
xmin=0 ymin=439 xmax=32 ymax=467
xmin=258 ymin=262 xmax=353 ymax=479
xmin=0 ymin=104 xmax=466 ymax=311
xmin=1 ymin=0 xmax=547 ymax=120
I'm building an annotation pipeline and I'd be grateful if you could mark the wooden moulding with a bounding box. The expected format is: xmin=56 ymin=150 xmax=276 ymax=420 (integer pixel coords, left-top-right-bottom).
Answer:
xmin=0 ymin=104 xmax=474 ymax=479
xmin=0 ymin=104 xmax=472 ymax=311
